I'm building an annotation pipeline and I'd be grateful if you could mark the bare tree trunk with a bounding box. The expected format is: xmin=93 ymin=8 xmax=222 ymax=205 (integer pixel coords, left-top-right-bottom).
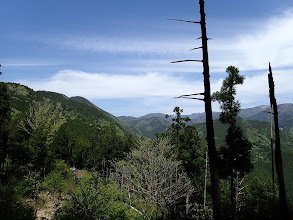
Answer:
xmin=230 ymin=168 xmax=235 ymax=219
xmin=268 ymin=63 xmax=289 ymax=219
xmin=204 ymin=151 xmax=208 ymax=210
xmin=186 ymin=195 xmax=189 ymax=214
xmin=199 ymin=0 xmax=222 ymax=219
xmin=270 ymin=104 xmax=275 ymax=194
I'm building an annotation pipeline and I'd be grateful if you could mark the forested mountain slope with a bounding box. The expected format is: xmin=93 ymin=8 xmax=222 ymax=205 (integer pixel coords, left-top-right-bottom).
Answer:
xmin=120 ymin=103 xmax=293 ymax=138
xmin=8 ymin=83 xmax=136 ymax=135
xmin=3 ymin=83 xmax=293 ymax=218
xmin=118 ymin=115 xmax=170 ymax=138
xmin=120 ymin=107 xmax=293 ymax=201
xmin=196 ymin=118 xmax=293 ymax=202
xmin=7 ymin=83 xmax=293 ymax=200
xmin=6 ymin=83 xmax=138 ymax=169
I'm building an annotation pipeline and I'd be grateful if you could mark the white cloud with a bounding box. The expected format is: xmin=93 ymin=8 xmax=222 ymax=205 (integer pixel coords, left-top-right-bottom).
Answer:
xmin=19 ymin=69 xmax=204 ymax=99
xmin=209 ymin=9 xmax=293 ymax=71
xmin=28 ymin=8 xmax=293 ymax=75
xmin=235 ymin=68 xmax=293 ymax=108
xmin=18 ymin=70 xmax=210 ymax=116
xmin=17 ymin=67 xmax=293 ymax=116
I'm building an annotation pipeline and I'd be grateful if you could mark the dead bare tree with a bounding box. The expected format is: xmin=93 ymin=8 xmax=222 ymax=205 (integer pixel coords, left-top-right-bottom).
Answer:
xmin=112 ymin=138 xmax=194 ymax=219
xmin=169 ymin=1 xmax=222 ymax=218
xmin=268 ymin=63 xmax=289 ymax=219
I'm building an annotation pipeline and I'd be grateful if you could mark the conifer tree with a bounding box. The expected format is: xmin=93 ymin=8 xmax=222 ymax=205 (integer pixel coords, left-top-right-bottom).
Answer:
xmin=212 ymin=66 xmax=253 ymax=217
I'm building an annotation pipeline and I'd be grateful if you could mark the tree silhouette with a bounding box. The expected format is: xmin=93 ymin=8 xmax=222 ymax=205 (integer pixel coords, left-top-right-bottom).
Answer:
xmin=213 ymin=66 xmax=253 ymax=218
xmin=268 ymin=63 xmax=289 ymax=219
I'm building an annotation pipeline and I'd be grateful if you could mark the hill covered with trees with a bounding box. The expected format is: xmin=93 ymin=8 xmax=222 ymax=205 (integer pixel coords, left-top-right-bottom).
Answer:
xmin=1 ymin=82 xmax=293 ymax=219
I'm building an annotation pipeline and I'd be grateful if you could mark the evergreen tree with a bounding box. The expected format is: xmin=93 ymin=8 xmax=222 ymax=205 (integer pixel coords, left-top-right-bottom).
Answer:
xmin=166 ymin=106 xmax=191 ymax=144
xmin=212 ymin=66 xmax=253 ymax=217
xmin=0 ymin=82 xmax=11 ymax=173
xmin=166 ymin=107 xmax=205 ymax=212
xmin=166 ymin=107 xmax=203 ymax=182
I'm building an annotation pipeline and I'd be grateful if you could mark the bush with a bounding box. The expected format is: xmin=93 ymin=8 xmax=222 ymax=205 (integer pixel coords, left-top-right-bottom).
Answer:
xmin=53 ymin=173 xmax=138 ymax=220
xmin=43 ymin=160 xmax=74 ymax=194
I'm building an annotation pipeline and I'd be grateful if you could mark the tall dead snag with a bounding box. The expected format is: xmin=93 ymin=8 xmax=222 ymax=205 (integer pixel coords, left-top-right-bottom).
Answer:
xmin=269 ymin=104 xmax=275 ymax=194
xmin=199 ymin=1 xmax=222 ymax=219
xmin=268 ymin=63 xmax=289 ymax=219
xmin=169 ymin=1 xmax=222 ymax=219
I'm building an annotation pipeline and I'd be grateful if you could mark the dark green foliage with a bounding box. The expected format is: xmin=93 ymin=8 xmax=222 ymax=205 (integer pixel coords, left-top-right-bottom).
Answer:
xmin=197 ymin=118 xmax=293 ymax=202
xmin=27 ymin=126 xmax=49 ymax=169
xmin=0 ymin=179 xmax=34 ymax=220
xmin=212 ymin=66 xmax=244 ymax=125
xmin=4 ymin=83 xmax=137 ymax=172
xmin=212 ymin=67 xmax=253 ymax=178
xmin=51 ymin=120 xmax=137 ymax=171
xmin=7 ymin=83 xmax=42 ymax=113
xmin=53 ymin=173 xmax=131 ymax=220
xmin=165 ymin=108 xmax=203 ymax=181
xmin=166 ymin=107 xmax=191 ymax=138
xmin=220 ymin=177 xmax=279 ymax=220
xmin=7 ymin=113 xmax=31 ymax=166
xmin=219 ymin=124 xmax=253 ymax=179
xmin=0 ymin=82 xmax=11 ymax=170
xmin=43 ymin=160 xmax=74 ymax=194
xmin=51 ymin=118 xmax=93 ymax=168
xmin=85 ymin=123 xmax=137 ymax=171
xmin=178 ymin=125 xmax=205 ymax=195
xmin=212 ymin=66 xmax=253 ymax=217
xmin=240 ymin=177 xmax=280 ymax=220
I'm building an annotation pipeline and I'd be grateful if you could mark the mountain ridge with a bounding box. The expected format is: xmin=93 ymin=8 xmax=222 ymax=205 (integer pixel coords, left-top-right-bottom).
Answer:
xmin=7 ymin=83 xmax=140 ymax=138
xmin=118 ymin=104 xmax=293 ymax=138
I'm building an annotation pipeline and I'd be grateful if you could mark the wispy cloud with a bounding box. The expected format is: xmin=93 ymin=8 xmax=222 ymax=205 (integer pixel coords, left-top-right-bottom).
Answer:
xmin=37 ymin=35 xmax=195 ymax=56
xmin=30 ymin=8 xmax=293 ymax=74
xmin=13 ymin=8 xmax=293 ymax=116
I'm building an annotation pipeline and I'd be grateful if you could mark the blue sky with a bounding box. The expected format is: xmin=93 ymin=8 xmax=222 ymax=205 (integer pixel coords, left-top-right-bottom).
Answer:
xmin=1 ymin=0 xmax=293 ymax=117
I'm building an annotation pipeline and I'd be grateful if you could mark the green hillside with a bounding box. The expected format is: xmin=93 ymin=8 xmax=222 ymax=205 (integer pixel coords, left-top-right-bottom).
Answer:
xmin=2 ymin=83 xmax=293 ymax=219
xmin=8 ymin=83 xmax=137 ymax=135
xmin=118 ymin=115 xmax=170 ymax=138
xmin=6 ymin=83 xmax=138 ymax=169
xmin=196 ymin=118 xmax=293 ymax=201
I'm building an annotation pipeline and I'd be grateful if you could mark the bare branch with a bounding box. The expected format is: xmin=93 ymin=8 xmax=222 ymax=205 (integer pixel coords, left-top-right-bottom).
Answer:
xmin=171 ymin=59 xmax=203 ymax=63
xmin=191 ymin=46 xmax=203 ymax=51
xmin=167 ymin=18 xmax=200 ymax=24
